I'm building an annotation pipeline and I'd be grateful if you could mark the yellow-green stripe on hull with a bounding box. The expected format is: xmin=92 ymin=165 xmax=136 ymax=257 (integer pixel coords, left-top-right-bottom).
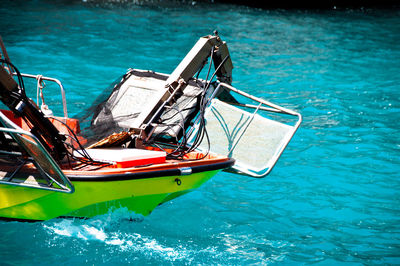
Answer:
xmin=0 ymin=170 xmax=219 ymax=221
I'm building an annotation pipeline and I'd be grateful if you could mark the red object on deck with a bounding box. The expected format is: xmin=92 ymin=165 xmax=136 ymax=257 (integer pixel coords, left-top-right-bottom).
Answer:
xmin=74 ymin=148 xmax=167 ymax=168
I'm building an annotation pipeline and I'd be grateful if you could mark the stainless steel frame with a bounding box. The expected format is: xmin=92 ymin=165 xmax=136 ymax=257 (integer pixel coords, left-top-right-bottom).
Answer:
xmin=188 ymin=82 xmax=302 ymax=178
xmin=14 ymin=72 xmax=68 ymax=118
xmin=0 ymin=111 xmax=74 ymax=193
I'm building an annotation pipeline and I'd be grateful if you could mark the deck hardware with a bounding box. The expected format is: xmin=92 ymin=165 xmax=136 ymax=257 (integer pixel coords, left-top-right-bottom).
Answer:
xmin=179 ymin=167 xmax=192 ymax=176
xmin=175 ymin=178 xmax=182 ymax=186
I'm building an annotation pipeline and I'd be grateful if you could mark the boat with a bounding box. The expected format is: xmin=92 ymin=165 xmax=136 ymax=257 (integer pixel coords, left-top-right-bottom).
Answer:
xmin=0 ymin=33 xmax=301 ymax=221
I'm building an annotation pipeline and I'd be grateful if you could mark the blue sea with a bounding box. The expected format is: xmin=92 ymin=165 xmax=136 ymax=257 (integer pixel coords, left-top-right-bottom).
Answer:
xmin=1 ymin=1 xmax=400 ymax=264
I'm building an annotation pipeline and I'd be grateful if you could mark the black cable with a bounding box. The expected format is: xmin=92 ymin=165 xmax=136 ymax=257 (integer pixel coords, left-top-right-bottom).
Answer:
xmin=183 ymin=54 xmax=231 ymax=158
xmin=0 ymin=59 xmax=25 ymax=95
xmin=203 ymin=46 xmax=214 ymax=89
xmin=147 ymin=105 xmax=189 ymax=159
xmin=49 ymin=116 xmax=111 ymax=169
xmin=204 ymin=54 xmax=230 ymax=93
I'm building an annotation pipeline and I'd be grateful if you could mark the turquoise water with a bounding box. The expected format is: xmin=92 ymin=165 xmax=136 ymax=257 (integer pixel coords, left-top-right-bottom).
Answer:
xmin=1 ymin=1 xmax=400 ymax=264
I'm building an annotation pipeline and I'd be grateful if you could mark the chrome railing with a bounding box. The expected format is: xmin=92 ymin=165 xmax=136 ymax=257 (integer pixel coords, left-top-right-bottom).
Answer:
xmin=14 ymin=72 xmax=68 ymax=118
xmin=188 ymin=81 xmax=302 ymax=178
xmin=0 ymin=111 xmax=74 ymax=193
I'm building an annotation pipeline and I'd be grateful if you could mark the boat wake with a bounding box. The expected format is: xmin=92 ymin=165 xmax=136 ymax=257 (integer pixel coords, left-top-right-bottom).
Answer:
xmin=42 ymin=209 xmax=198 ymax=262
xmin=41 ymin=208 xmax=289 ymax=263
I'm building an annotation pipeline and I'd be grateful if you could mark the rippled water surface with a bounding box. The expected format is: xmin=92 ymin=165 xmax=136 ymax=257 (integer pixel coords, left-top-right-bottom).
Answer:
xmin=1 ymin=1 xmax=400 ymax=264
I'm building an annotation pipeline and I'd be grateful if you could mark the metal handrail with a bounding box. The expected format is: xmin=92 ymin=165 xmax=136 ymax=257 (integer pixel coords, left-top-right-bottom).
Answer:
xmin=220 ymin=83 xmax=302 ymax=177
xmin=0 ymin=110 xmax=74 ymax=193
xmin=187 ymin=81 xmax=302 ymax=178
xmin=218 ymin=83 xmax=302 ymax=177
xmin=13 ymin=72 xmax=68 ymax=118
xmin=0 ymin=127 xmax=74 ymax=193
xmin=187 ymin=82 xmax=301 ymax=139
xmin=218 ymin=82 xmax=300 ymax=116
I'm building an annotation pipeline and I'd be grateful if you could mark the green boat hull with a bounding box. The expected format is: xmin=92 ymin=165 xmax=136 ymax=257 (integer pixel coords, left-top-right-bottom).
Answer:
xmin=0 ymin=170 xmax=219 ymax=221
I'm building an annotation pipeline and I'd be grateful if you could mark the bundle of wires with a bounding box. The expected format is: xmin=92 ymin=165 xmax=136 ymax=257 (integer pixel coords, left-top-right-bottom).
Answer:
xmin=0 ymin=59 xmax=110 ymax=170
xmin=0 ymin=59 xmax=27 ymax=104
xmin=48 ymin=117 xmax=112 ymax=170
xmin=147 ymin=48 xmax=231 ymax=161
